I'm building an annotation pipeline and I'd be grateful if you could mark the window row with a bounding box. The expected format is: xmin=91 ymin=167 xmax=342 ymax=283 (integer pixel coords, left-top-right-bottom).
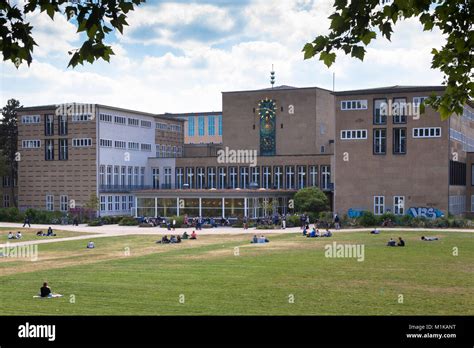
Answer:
xmin=373 ymin=128 xmax=407 ymax=155
xmin=99 ymin=139 xmax=152 ymax=152
xmin=187 ymin=115 xmax=223 ymax=137
xmin=172 ymin=165 xmax=331 ymax=190
xmin=156 ymin=122 xmax=182 ymax=133
xmin=100 ymin=195 xmax=135 ymax=212
xmin=450 ymin=128 xmax=474 ymax=152
xmin=373 ymin=196 xmax=405 ymax=215
xmin=99 ymin=166 xmax=146 ymax=188
xmin=44 ymin=114 xmax=68 ymax=136
xmin=45 ymin=194 xmax=69 ymax=212
xmin=340 ymin=129 xmax=367 ymax=140
xmin=156 ymin=144 xmax=183 ymax=158
xmin=341 ymin=100 xmax=368 ymax=111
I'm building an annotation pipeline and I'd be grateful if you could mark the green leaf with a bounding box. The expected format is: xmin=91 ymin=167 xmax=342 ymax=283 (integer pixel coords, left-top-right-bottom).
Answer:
xmin=351 ymin=46 xmax=365 ymax=60
xmin=302 ymin=43 xmax=316 ymax=60
xmin=361 ymin=31 xmax=376 ymax=46
xmin=319 ymin=51 xmax=336 ymax=67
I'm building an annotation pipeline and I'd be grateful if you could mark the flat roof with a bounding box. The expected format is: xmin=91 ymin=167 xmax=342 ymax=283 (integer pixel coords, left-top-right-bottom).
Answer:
xmin=333 ymin=85 xmax=445 ymax=96
xmin=157 ymin=111 xmax=222 ymax=117
xmin=222 ymin=85 xmax=332 ymax=94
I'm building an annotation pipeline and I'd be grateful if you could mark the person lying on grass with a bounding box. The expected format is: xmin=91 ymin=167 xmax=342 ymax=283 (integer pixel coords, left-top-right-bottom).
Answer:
xmin=421 ymin=236 xmax=439 ymax=241
xmin=322 ymin=229 xmax=332 ymax=237
xmin=370 ymin=228 xmax=380 ymax=234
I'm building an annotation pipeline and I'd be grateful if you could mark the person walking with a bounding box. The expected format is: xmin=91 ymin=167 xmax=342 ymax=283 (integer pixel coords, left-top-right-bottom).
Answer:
xmin=23 ymin=216 xmax=31 ymax=228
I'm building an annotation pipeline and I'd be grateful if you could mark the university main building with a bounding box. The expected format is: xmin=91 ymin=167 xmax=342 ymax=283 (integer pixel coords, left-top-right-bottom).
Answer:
xmin=3 ymin=85 xmax=474 ymax=219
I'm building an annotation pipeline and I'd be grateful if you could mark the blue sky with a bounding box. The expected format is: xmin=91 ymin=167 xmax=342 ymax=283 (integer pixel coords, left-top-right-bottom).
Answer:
xmin=1 ymin=0 xmax=444 ymax=113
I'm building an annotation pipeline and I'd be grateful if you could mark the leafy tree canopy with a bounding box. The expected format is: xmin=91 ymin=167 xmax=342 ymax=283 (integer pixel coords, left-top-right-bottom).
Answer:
xmin=303 ymin=0 xmax=473 ymax=119
xmin=294 ymin=187 xmax=329 ymax=214
xmin=1 ymin=0 xmax=145 ymax=68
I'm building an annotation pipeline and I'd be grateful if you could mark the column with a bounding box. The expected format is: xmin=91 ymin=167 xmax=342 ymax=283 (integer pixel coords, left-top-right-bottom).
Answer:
xmin=134 ymin=196 xmax=138 ymax=217
xmin=199 ymin=197 xmax=202 ymax=217
xmin=177 ymin=197 xmax=180 ymax=217
xmin=244 ymin=198 xmax=248 ymax=218
xmin=154 ymin=197 xmax=158 ymax=218
xmin=222 ymin=197 xmax=225 ymax=218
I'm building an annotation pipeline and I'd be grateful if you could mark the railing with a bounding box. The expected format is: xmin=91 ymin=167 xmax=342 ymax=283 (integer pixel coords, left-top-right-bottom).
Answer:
xmin=99 ymin=185 xmax=152 ymax=192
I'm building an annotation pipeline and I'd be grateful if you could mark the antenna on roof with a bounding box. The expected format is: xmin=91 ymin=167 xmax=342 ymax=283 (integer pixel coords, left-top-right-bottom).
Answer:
xmin=270 ymin=64 xmax=275 ymax=89
xmin=333 ymin=72 xmax=335 ymax=92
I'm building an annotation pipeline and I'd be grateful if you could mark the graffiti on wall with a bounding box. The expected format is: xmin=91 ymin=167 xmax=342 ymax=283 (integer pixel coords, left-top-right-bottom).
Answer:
xmin=407 ymin=207 xmax=444 ymax=219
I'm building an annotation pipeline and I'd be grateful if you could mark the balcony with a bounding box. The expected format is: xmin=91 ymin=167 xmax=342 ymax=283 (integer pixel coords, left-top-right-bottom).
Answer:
xmin=99 ymin=185 xmax=152 ymax=193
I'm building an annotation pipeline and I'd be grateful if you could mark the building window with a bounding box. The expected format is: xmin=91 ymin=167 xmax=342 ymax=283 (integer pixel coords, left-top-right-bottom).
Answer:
xmin=197 ymin=167 xmax=206 ymax=189
xmin=373 ymin=99 xmax=387 ymax=125
xmin=217 ymin=167 xmax=226 ymax=189
xmin=114 ymin=166 xmax=119 ymax=186
xmin=107 ymin=165 xmax=113 ymax=186
xmin=373 ymin=129 xmax=386 ymax=155
xmin=188 ymin=117 xmax=195 ymax=136
xmin=107 ymin=196 xmax=113 ymax=211
xmin=43 ymin=114 xmax=52 ymax=136
xmin=472 ymin=164 xmax=474 ymax=186
xmin=449 ymin=195 xmax=465 ymax=215
xmin=121 ymin=166 xmax=126 ymax=186
xmin=21 ymin=115 xmax=40 ymax=124
xmin=413 ymin=127 xmax=441 ymax=138
xmin=128 ymin=142 xmax=139 ymax=151
xmin=2 ymin=176 xmax=11 ymax=187
xmin=198 ymin=116 xmax=205 ymax=136
xmin=100 ymin=139 xmax=113 ymax=148
xmin=114 ymin=196 xmax=120 ymax=211
xmin=218 ymin=115 xmax=222 ymax=136
xmin=393 ymin=97 xmax=407 ymax=124
xmin=393 ymin=196 xmax=405 ymax=215
xmin=59 ymin=115 xmax=68 ymax=135
xmin=99 ymin=165 xmax=105 ymax=186
xmin=99 ymin=113 xmax=113 ymax=122
xmin=46 ymin=195 xmax=54 ymax=211
xmin=250 ymin=166 xmax=260 ymax=187
xmin=274 ymin=166 xmax=283 ymax=189
xmin=152 ymin=168 xmax=160 ymax=189
xmin=122 ymin=195 xmax=127 ymax=211
xmin=207 ymin=167 xmax=216 ymax=189
xmin=134 ymin=167 xmax=139 ymax=186
xmin=297 ymin=165 xmax=306 ymax=189
xmin=309 ymin=166 xmax=318 ymax=187
xmin=127 ymin=167 xmax=133 ymax=187
xmin=229 ymin=167 xmax=238 ymax=189
xmin=115 ymin=140 xmax=127 ymax=149
xmin=59 ymin=139 xmax=68 ymax=160
xmin=141 ymin=120 xmax=152 ymax=128
xmin=340 ymin=129 xmax=368 ymax=140
xmin=240 ymin=167 xmax=249 ymax=189
xmin=45 ymin=139 xmax=54 ymax=160
xmin=60 ymin=195 xmax=68 ymax=212
xmin=156 ymin=144 xmax=161 ymax=158
xmin=262 ymin=166 xmax=272 ymax=189
xmin=176 ymin=168 xmax=184 ymax=189
xmin=341 ymin=100 xmax=368 ymax=110
xmin=114 ymin=115 xmax=126 ymax=125
xmin=100 ymin=196 xmax=106 ymax=212
xmin=128 ymin=118 xmax=140 ymax=127
xmin=22 ymin=140 xmax=41 ymax=148
xmin=72 ymin=138 xmax=92 ymax=147
xmin=164 ymin=167 xmax=172 ymax=188
xmin=72 ymin=114 xmax=92 ymax=122
xmin=285 ymin=166 xmax=295 ymax=189
xmin=186 ymin=167 xmax=195 ymax=188
xmin=374 ymin=196 xmax=385 ymax=215
xmin=471 ymin=195 xmax=474 ymax=212
xmin=321 ymin=165 xmax=330 ymax=190
xmin=3 ymin=194 xmax=10 ymax=208
xmin=141 ymin=143 xmax=152 ymax=152
xmin=449 ymin=161 xmax=466 ymax=186
xmin=208 ymin=116 xmax=215 ymax=136
xmin=128 ymin=195 xmax=134 ymax=210
xmin=393 ymin=128 xmax=407 ymax=155
xmin=161 ymin=145 xmax=167 ymax=158
xmin=413 ymin=96 xmax=428 ymax=107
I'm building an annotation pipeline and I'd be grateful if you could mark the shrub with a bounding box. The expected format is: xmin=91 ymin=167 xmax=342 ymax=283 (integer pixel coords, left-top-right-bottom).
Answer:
xmin=232 ymin=222 xmax=243 ymax=228
xmin=88 ymin=219 xmax=103 ymax=226
xmin=101 ymin=216 xmax=124 ymax=225
xmin=357 ymin=211 xmax=379 ymax=227
xmin=169 ymin=216 xmax=184 ymax=228
xmin=380 ymin=212 xmax=397 ymax=225
xmin=118 ymin=216 xmax=139 ymax=226
xmin=286 ymin=215 xmax=301 ymax=227
xmin=0 ymin=207 xmax=24 ymax=222
xmin=318 ymin=211 xmax=334 ymax=227
xmin=293 ymin=187 xmax=329 ymax=215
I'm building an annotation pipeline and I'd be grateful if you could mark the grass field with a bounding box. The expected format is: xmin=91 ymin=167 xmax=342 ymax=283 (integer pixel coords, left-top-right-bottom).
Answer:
xmin=0 ymin=227 xmax=92 ymax=243
xmin=0 ymin=230 xmax=472 ymax=315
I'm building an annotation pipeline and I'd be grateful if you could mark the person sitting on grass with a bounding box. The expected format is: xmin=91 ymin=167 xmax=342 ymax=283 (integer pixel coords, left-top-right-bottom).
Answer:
xmin=40 ymin=282 xmax=52 ymax=298
xmin=386 ymin=238 xmax=396 ymax=247
xmin=190 ymin=231 xmax=197 ymax=240
xmin=87 ymin=241 xmax=95 ymax=249
xmin=370 ymin=228 xmax=380 ymax=234
xmin=251 ymin=235 xmax=258 ymax=244
xmin=157 ymin=235 xmax=170 ymax=244
xmin=308 ymin=228 xmax=316 ymax=238
xmin=16 ymin=231 xmax=22 ymax=239
xmin=182 ymin=231 xmax=189 ymax=240
xmin=421 ymin=236 xmax=439 ymax=241
xmin=170 ymin=235 xmax=177 ymax=243
xmin=176 ymin=235 xmax=182 ymax=243
xmin=303 ymin=227 xmax=308 ymax=236
xmin=36 ymin=231 xmax=44 ymax=236
xmin=322 ymin=229 xmax=332 ymax=237
xmin=46 ymin=227 xmax=56 ymax=237
xmin=7 ymin=232 xmax=14 ymax=239
xmin=397 ymin=237 xmax=405 ymax=247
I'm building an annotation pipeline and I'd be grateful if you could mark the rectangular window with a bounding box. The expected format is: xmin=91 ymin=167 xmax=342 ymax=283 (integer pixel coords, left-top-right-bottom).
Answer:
xmin=373 ymin=129 xmax=386 ymax=155
xmin=45 ymin=139 xmax=54 ymax=160
xmin=340 ymin=100 xmax=368 ymax=110
xmin=208 ymin=116 xmax=215 ymax=136
xmin=273 ymin=166 xmax=283 ymax=189
xmin=156 ymin=144 xmax=161 ymax=158
xmin=140 ymin=120 xmax=152 ymax=128
xmin=99 ymin=113 xmax=112 ymax=122
xmin=217 ymin=167 xmax=225 ymax=189
xmin=46 ymin=195 xmax=54 ymax=211
xmin=2 ymin=176 xmax=11 ymax=187
xmin=164 ymin=167 xmax=172 ymax=188
xmin=413 ymin=96 xmax=428 ymax=106
xmin=185 ymin=167 xmax=195 ymax=188
xmin=321 ymin=165 xmax=330 ymax=190
xmin=60 ymin=195 xmax=68 ymax=212
xmin=115 ymin=196 xmax=120 ymax=211
xmin=22 ymin=140 xmax=41 ymax=148
xmin=373 ymin=99 xmax=387 ymax=124
xmin=128 ymin=118 xmax=140 ymax=127
xmin=176 ymin=168 xmax=184 ymax=189
xmin=240 ymin=167 xmax=249 ymax=189
xmin=107 ymin=165 xmax=113 ymax=186
xmin=114 ymin=116 xmax=126 ymax=125
xmin=374 ymin=196 xmax=385 ymax=215
xmin=3 ymin=194 xmax=10 ymax=208
xmin=59 ymin=115 xmax=68 ymax=135
xmin=393 ymin=97 xmax=407 ymax=124
xmin=120 ymin=166 xmax=126 ymax=186
xmin=128 ymin=142 xmax=139 ymax=151
xmin=72 ymin=114 xmax=92 ymax=122
xmin=218 ymin=115 xmax=222 ymax=136
xmin=122 ymin=195 xmax=127 ymax=211
xmin=413 ymin=127 xmax=441 ymax=138
xmin=207 ymin=167 xmax=216 ymax=189
xmin=393 ymin=128 xmax=407 ymax=155
xmin=198 ymin=116 xmax=205 ymax=136
xmin=285 ymin=165 xmax=295 ymax=189
xmin=114 ymin=166 xmax=119 ymax=187
xmin=59 ymin=139 xmax=68 ymax=160
xmin=250 ymin=166 xmax=260 ymax=187
xmin=99 ymin=165 xmax=105 ymax=186
xmin=100 ymin=196 xmax=106 ymax=212
xmin=128 ymin=196 xmax=134 ymax=210
xmin=297 ymin=165 xmax=306 ymax=189
xmin=45 ymin=114 xmax=54 ymax=136
xmin=72 ymin=138 xmax=92 ymax=147
xmin=449 ymin=161 xmax=466 ymax=186
xmin=140 ymin=167 xmax=145 ymax=186
xmin=152 ymin=168 xmax=160 ymax=189
xmin=21 ymin=115 xmax=40 ymax=124
xmin=340 ymin=129 xmax=368 ymax=140
xmin=156 ymin=122 xmax=168 ymax=130
xmin=108 ymin=196 xmax=113 ymax=211
xmin=393 ymin=196 xmax=405 ymax=215
xmin=100 ymin=139 xmax=113 ymax=147
xmin=133 ymin=167 xmax=139 ymax=186
xmin=188 ymin=117 xmax=195 ymax=136
xmin=262 ymin=166 xmax=272 ymax=189
xmin=229 ymin=167 xmax=238 ymax=189
xmin=127 ymin=167 xmax=133 ymax=187
xmin=309 ymin=166 xmax=318 ymax=187
xmin=140 ymin=143 xmax=152 ymax=152
xmin=114 ymin=140 xmax=126 ymax=149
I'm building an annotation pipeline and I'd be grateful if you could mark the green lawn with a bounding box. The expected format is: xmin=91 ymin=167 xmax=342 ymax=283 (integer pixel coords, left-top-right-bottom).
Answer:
xmin=0 ymin=230 xmax=472 ymax=315
xmin=0 ymin=227 xmax=92 ymax=243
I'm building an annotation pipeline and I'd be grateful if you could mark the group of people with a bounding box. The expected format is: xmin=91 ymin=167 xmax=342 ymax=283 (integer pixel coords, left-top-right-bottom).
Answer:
xmin=157 ymin=231 xmax=197 ymax=244
xmin=251 ymin=235 xmax=269 ymax=244
xmin=303 ymin=227 xmax=332 ymax=238
xmin=387 ymin=237 xmax=405 ymax=247
xmin=36 ymin=227 xmax=56 ymax=237
xmin=7 ymin=231 xmax=22 ymax=239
